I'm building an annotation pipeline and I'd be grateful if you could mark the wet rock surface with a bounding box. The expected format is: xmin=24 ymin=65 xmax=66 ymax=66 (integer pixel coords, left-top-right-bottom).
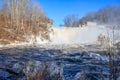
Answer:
xmin=0 ymin=47 xmax=120 ymax=80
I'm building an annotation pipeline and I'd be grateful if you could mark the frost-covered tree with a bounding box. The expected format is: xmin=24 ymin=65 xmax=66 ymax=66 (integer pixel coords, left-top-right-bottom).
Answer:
xmin=79 ymin=6 xmax=120 ymax=28
xmin=97 ymin=34 xmax=109 ymax=47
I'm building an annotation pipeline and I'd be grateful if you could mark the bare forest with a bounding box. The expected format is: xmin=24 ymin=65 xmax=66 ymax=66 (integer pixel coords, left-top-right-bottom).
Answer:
xmin=0 ymin=0 xmax=52 ymax=44
xmin=64 ymin=6 xmax=120 ymax=28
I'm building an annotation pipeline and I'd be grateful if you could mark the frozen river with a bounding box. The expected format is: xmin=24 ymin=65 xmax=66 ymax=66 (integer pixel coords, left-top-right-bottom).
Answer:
xmin=0 ymin=47 xmax=120 ymax=80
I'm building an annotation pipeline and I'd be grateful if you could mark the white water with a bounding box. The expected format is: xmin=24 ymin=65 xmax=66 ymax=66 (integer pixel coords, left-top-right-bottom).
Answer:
xmin=50 ymin=26 xmax=107 ymax=44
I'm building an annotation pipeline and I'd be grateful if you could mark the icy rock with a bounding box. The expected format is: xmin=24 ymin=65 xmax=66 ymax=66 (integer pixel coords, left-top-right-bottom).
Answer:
xmin=74 ymin=72 xmax=86 ymax=80
xmin=12 ymin=63 xmax=24 ymax=74
xmin=23 ymin=60 xmax=49 ymax=78
xmin=88 ymin=52 xmax=109 ymax=61
xmin=0 ymin=69 xmax=11 ymax=79
xmin=74 ymin=72 xmax=81 ymax=80
xmin=82 ymin=52 xmax=103 ymax=60
xmin=48 ymin=62 xmax=63 ymax=79
xmin=23 ymin=60 xmax=37 ymax=76
xmin=43 ymin=49 xmax=62 ymax=57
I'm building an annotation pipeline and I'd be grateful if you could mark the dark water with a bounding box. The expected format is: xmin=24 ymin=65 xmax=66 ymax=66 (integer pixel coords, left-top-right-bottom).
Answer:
xmin=0 ymin=47 xmax=120 ymax=80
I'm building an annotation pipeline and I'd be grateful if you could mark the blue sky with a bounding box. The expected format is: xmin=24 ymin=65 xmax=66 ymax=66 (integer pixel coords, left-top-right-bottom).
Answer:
xmin=38 ymin=0 xmax=120 ymax=26
xmin=0 ymin=0 xmax=120 ymax=26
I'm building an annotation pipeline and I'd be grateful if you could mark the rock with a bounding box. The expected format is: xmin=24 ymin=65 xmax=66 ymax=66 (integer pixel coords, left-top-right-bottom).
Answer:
xmin=74 ymin=71 xmax=88 ymax=80
xmin=0 ymin=69 xmax=11 ymax=79
xmin=11 ymin=63 xmax=24 ymax=74
xmin=48 ymin=62 xmax=63 ymax=80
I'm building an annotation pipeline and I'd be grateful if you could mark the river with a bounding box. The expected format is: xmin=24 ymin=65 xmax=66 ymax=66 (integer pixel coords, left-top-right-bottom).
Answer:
xmin=0 ymin=46 xmax=120 ymax=80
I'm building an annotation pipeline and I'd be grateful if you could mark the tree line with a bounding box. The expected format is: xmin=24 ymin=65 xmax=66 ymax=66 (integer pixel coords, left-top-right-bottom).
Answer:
xmin=63 ymin=6 xmax=120 ymax=28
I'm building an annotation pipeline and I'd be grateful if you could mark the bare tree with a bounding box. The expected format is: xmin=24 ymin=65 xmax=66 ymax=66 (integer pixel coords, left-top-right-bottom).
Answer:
xmin=63 ymin=14 xmax=79 ymax=27
xmin=97 ymin=34 xmax=109 ymax=48
xmin=105 ymin=25 xmax=120 ymax=80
